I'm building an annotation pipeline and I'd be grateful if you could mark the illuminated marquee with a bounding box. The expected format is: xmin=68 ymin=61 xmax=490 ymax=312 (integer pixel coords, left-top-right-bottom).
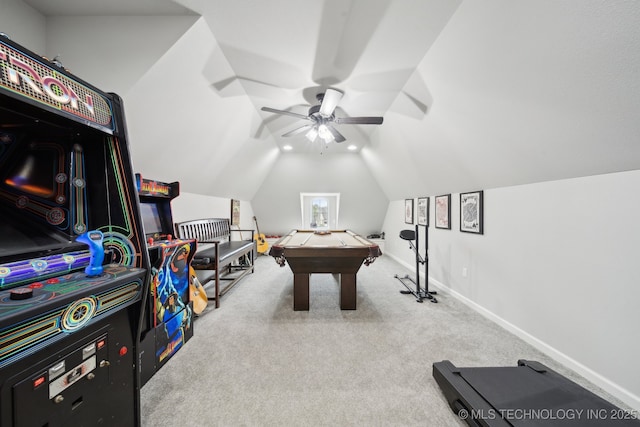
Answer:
xmin=139 ymin=179 xmax=171 ymax=198
xmin=0 ymin=40 xmax=113 ymax=129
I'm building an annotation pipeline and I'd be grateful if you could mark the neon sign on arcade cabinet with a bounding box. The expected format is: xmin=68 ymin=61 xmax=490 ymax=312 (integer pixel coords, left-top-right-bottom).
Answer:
xmin=0 ymin=36 xmax=151 ymax=426
xmin=135 ymin=174 xmax=197 ymax=385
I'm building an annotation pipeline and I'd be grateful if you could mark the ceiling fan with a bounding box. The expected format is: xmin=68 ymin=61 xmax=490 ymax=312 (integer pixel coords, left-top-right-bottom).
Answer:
xmin=261 ymin=89 xmax=383 ymax=143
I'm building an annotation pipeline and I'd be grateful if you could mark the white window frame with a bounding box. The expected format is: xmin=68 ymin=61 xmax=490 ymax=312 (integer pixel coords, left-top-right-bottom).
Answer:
xmin=300 ymin=193 xmax=340 ymax=230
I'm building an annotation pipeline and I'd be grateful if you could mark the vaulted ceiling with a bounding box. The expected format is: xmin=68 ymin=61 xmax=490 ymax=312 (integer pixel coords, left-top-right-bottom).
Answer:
xmin=13 ymin=0 xmax=640 ymax=202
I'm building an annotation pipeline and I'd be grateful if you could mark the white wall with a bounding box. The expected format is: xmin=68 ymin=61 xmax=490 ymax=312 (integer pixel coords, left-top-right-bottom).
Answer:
xmin=172 ymin=192 xmax=255 ymax=232
xmin=382 ymin=169 xmax=640 ymax=411
xmin=252 ymin=152 xmax=388 ymax=236
xmin=0 ymin=0 xmax=45 ymax=53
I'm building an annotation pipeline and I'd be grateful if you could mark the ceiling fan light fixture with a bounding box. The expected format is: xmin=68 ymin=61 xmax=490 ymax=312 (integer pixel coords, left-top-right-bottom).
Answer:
xmin=317 ymin=124 xmax=334 ymax=143
xmin=305 ymin=127 xmax=318 ymax=142
xmin=262 ymin=89 xmax=383 ymax=144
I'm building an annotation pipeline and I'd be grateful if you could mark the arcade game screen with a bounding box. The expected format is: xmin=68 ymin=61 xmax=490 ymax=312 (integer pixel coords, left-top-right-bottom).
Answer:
xmin=0 ymin=100 xmax=124 ymax=287
xmin=139 ymin=202 xmax=166 ymax=237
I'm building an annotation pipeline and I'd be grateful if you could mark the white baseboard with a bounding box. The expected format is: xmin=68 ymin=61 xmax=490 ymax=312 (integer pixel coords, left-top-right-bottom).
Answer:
xmin=386 ymin=252 xmax=640 ymax=412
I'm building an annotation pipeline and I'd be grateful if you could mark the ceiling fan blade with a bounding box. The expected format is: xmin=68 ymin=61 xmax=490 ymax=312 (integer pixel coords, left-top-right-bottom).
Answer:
xmin=319 ymin=88 xmax=343 ymax=118
xmin=334 ymin=116 xmax=383 ymax=125
xmin=326 ymin=125 xmax=346 ymax=143
xmin=282 ymin=124 xmax=314 ymax=137
xmin=261 ymin=106 xmax=310 ymax=121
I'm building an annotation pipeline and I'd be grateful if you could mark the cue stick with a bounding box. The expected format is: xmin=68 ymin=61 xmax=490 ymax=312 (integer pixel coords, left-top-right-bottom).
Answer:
xmin=300 ymin=233 xmax=313 ymax=246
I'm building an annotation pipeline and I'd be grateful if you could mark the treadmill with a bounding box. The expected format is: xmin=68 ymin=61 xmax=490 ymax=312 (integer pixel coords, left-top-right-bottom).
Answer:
xmin=433 ymin=360 xmax=640 ymax=426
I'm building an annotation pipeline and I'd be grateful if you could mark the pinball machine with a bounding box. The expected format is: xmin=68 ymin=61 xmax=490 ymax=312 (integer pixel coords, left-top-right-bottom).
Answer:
xmin=135 ymin=174 xmax=199 ymax=386
xmin=0 ymin=36 xmax=150 ymax=426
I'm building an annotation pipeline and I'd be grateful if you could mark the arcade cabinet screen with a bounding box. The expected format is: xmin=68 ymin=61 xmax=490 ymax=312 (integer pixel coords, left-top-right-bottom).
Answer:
xmin=0 ymin=211 xmax=77 ymax=262
xmin=140 ymin=202 xmax=164 ymax=236
xmin=0 ymin=145 xmax=78 ymax=262
xmin=0 ymin=104 xmax=92 ymax=263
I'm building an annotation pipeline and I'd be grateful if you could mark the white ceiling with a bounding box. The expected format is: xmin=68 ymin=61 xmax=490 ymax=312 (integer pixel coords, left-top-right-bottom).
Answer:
xmin=22 ymin=0 xmax=461 ymax=155
xmin=186 ymin=0 xmax=462 ymax=154
xmin=14 ymin=0 xmax=640 ymax=202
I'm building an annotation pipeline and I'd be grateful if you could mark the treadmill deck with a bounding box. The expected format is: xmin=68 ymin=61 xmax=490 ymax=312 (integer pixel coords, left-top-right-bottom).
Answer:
xmin=433 ymin=360 xmax=639 ymax=426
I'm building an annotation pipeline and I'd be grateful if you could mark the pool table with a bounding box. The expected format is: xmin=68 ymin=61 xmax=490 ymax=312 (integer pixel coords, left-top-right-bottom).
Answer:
xmin=269 ymin=230 xmax=382 ymax=310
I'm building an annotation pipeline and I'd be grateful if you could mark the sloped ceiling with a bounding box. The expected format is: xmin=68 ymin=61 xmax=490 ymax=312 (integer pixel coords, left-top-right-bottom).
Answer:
xmin=195 ymin=0 xmax=461 ymax=154
xmin=17 ymin=0 xmax=640 ymax=202
xmin=375 ymin=1 xmax=640 ymax=198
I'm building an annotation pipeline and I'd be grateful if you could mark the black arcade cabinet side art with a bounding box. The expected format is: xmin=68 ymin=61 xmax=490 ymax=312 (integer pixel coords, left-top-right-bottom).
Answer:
xmin=0 ymin=36 xmax=151 ymax=426
xmin=135 ymin=175 xmax=197 ymax=386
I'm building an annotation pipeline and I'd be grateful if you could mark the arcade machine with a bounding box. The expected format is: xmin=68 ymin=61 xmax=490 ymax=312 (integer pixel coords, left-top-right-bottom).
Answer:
xmin=135 ymin=174 xmax=202 ymax=386
xmin=0 ymin=36 xmax=151 ymax=426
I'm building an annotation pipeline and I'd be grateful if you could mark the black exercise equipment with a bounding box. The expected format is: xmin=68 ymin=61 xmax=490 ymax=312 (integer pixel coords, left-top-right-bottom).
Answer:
xmin=433 ymin=359 xmax=640 ymax=426
xmin=394 ymin=224 xmax=437 ymax=303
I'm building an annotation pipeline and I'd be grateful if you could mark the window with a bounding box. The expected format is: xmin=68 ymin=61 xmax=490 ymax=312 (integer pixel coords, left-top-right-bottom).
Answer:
xmin=300 ymin=193 xmax=340 ymax=230
xmin=310 ymin=197 xmax=328 ymax=228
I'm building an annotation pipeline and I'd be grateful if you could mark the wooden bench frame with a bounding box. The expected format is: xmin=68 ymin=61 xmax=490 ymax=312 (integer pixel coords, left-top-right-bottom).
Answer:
xmin=175 ymin=218 xmax=256 ymax=308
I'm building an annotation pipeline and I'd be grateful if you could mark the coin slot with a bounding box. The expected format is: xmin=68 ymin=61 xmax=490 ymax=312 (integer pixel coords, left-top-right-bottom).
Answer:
xmin=72 ymin=395 xmax=83 ymax=411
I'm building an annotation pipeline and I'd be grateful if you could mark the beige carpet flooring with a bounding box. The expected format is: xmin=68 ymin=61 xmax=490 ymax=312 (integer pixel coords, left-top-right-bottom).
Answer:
xmin=140 ymin=254 xmax=627 ymax=426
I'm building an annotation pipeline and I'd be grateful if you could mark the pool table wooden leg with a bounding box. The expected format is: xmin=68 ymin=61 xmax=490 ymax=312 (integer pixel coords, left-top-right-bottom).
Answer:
xmin=293 ymin=273 xmax=310 ymax=311
xmin=340 ymin=274 xmax=357 ymax=310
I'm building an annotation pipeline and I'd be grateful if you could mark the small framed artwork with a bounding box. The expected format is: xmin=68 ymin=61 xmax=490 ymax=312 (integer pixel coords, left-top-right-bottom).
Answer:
xmin=435 ymin=194 xmax=451 ymax=229
xmin=231 ymin=199 xmax=240 ymax=226
xmin=417 ymin=197 xmax=429 ymax=226
xmin=460 ymin=190 xmax=483 ymax=234
xmin=404 ymin=199 xmax=414 ymax=224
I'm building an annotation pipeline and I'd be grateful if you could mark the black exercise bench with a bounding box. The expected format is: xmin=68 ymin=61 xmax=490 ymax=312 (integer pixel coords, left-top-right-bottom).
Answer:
xmin=175 ymin=218 xmax=256 ymax=308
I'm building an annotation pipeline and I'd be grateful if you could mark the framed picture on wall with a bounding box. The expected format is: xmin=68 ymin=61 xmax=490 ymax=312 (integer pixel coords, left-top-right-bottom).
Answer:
xmin=231 ymin=199 xmax=240 ymax=226
xmin=404 ymin=199 xmax=414 ymax=224
xmin=460 ymin=191 xmax=483 ymax=234
xmin=417 ymin=197 xmax=429 ymax=226
xmin=435 ymin=194 xmax=451 ymax=229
